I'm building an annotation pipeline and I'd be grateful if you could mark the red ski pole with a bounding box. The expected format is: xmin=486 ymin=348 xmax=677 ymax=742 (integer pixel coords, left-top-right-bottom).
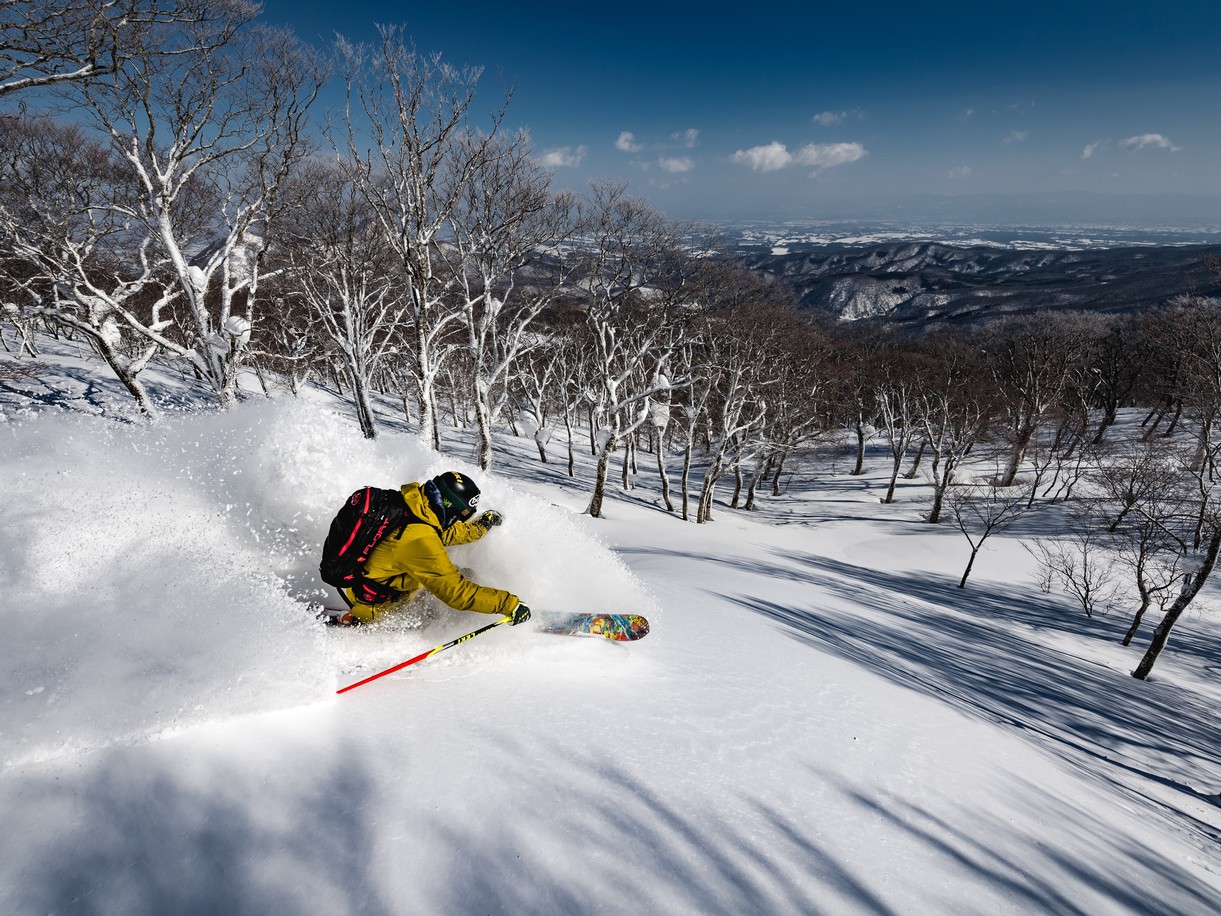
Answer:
xmin=336 ymin=616 xmax=510 ymax=695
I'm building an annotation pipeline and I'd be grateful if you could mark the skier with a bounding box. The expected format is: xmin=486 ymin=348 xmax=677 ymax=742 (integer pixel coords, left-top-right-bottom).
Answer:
xmin=321 ymin=470 xmax=531 ymax=628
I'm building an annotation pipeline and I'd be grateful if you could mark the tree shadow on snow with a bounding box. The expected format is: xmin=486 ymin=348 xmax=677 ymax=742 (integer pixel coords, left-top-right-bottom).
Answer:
xmin=0 ymin=361 xmax=217 ymax=419
xmin=833 ymin=778 xmax=1221 ymax=916
xmin=6 ymin=751 xmax=395 ymax=916
xmin=723 ymin=551 xmax=1221 ymax=844
xmin=9 ymin=720 xmax=1219 ymax=915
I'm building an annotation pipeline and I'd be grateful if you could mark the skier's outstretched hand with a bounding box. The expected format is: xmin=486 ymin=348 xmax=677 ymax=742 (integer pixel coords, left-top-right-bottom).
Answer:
xmin=507 ymin=601 xmax=531 ymax=626
xmin=476 ymin=509 xmax=503 ymax=529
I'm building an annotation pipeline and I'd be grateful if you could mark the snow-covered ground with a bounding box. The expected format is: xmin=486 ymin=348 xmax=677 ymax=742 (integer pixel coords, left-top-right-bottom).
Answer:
xmin=2 ymin=337 xmax=1219 ymax=915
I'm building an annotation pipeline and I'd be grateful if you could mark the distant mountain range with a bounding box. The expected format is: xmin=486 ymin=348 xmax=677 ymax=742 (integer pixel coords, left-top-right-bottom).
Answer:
xmin=738 ymin=242 xmax=1221 ymax=327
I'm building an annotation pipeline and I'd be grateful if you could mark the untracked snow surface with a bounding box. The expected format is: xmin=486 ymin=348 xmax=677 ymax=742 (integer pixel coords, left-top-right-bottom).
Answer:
xmin=1 ymin=342 xmax=1219 ymax=915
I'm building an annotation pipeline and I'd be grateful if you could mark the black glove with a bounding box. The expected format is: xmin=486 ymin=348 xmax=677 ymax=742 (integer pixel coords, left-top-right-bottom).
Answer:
xmin=476 ymin=509 xmax=504 ymax=529
xmin=507 ymin=601 xmax=531 ymax=626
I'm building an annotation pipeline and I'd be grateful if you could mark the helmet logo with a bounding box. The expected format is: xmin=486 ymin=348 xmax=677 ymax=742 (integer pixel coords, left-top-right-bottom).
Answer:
xmin=468 ymin=493 xmax=480 ymax=509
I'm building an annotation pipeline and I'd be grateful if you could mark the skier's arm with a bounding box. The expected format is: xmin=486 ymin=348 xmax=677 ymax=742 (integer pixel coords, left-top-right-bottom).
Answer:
xmin=439 ymin=518 xmax=485 ymax=546
xmin=403 ymin=532 xmax=518 ymax=616
xmin=440 ymin=511 xmax=501 ymax=546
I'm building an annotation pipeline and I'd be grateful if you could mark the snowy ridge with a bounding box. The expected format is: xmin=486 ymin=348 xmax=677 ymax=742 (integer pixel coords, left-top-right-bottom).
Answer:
xmin=741 ymin=240 xmax=1221 ymax=325
xmin=1 ymin=337 xmax=1219 ymax=914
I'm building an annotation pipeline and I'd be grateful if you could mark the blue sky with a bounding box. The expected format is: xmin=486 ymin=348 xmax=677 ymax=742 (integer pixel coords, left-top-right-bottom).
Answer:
xmin=260 ymin=1 xmax=1221 ymax=226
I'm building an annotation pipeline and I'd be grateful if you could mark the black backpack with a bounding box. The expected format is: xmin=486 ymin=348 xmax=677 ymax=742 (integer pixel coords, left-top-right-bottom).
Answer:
xmin=319 ymin=486 xmax=414 ymax=605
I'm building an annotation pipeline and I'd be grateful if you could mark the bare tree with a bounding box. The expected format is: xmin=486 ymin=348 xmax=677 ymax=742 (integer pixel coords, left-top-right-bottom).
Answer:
xmin=337 ymin=25 xmax=508 ymax=449
xmin=695 ymin=345 xmax=767 ymax=523
xmin=445 ymin=130 xmax=576 ymax=468
xmin=1132 ymin=517 xmax=1221 ymax=680
xmin=1112 ymin=498 xmax=1187 ymax=647
xmin=826 ymin=325 xmax=887 ymax=478
xmin=1130 ymin=292 xmax=1221 ymax=679
xmin=1028 ymin=509 xmax=1124 ymax=618
xmin=1090 ymin=314 xmax=1144 ymax=444
xmin=0 ymin=113 xmax=173 ymax=416
xmin=512 ymin=333 xmax=576 ymax=464
xmin=754 ymin=317 xmax=837 ymax=498
xmin=277 ymin=158 xmax=407 ymax=438
xmin=670 ymin=333 xmax=713 ymax=521
xmin=916 ymin=336 xmax=994 ymax=524
xmin=946 ymin=473 xmax=1030 ymax=588
xmin=574 ymin=182 xmax=699 ymax=518
xmin=985 ymin=313 xmax=1096 ymax=488
xmin=0 ymin=0 xmax=180 ymax=97
xmin=690 ymin=304 xmax=789 ymax=524
xmin=250 ymin=291 xmax=326 ymax=396
xmin=75 ymin=2 xmax=324 ymax=408
xmin=875 ymin=346 xmax=927 ymax=504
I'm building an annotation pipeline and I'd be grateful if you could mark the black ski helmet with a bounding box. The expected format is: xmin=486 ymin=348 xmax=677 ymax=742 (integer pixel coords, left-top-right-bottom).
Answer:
xmin=431 ymin=470 xmax=481 ymax=526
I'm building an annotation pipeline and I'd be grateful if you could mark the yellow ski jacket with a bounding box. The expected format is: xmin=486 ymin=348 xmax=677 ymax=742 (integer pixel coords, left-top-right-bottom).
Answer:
xmin=343 ymin=482 xmax=520 ymax=624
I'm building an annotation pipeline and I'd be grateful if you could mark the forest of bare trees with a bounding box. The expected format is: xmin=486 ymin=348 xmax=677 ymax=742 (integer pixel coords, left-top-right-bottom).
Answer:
xmin=3 ymin=1 xmax=1221 ymax=680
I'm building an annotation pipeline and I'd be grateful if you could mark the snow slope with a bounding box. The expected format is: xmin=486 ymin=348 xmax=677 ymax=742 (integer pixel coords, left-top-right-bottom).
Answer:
xmin=1 ymin=339 xmax=1219 ymax=915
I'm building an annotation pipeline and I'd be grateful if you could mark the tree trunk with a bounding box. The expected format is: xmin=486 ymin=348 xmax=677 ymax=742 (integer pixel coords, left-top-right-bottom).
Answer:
xmin=697 ymin=459 xmax=722 ymax=523
xmin=772 ymin=453 xmax=788 ymax=496
xmin=745 ymin=454 xmax=772 ymax=511
xmin=851 ymin=420 xmax=866 ymax=476
xmin=885 ymin=456 xmax=902 ymax=504
xmin=563 ymin=410 xmax=575 ymax=478
xmin=904 ymin=439 xmax=927 ymax=479
xmin=927 ymin=460 xmax=954 ymax=524
xmin=1000 ymin=420 xmax=1033 ymax=487
xmin=958 ymin=546 xmax=980 ymax=588
xmin=1132 ymin=529 xmax=1221 ymax=679
xmin=1160 ymin=399 xmax=1183 ymax=438
xmin=586 ymin=440 xmax=615 ymax=518
xmin=681 ymin=443 xmax=693 ymax=521
xmin=416 ymin=370 xmax=439 ymax=452
xmin=656 ymin=440 xmax=674 ymax=512
xmin=1093 ymin=407 xmax=1117 ymax=444
xmin=697 ymin=473 xmax=717 ymax=523
xmin=352 ymin=372 xmax=378 ymax=439
xmin=1122 ymin=596 xmax=1151 ymax=647
xmin=95 ymin=332 xmax=159 ymax=420
xmin=475 ymin=394 xmax=494 ymax=470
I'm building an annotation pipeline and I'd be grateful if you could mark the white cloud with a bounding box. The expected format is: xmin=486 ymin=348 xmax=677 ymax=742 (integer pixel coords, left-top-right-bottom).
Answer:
xmin=615 ymin=131 xmax=643 ymax=153
xmin=658 ymin=156 xmax=694 ymax=173
xmin=1003 ymin=130 xmax=1029 ymax=145
xmin=948 ymin=165 xmax=972 ymax=180
xmin=1120 ymin=133 xmax=1182 ymax=152
xmin=671 ymin=128 xmax=699 ymax=148
xmin=812 ymin=109 xmax=863 ymax=127
xmin=539 ymin=145 xmax=589 ymax=168
xmin=795 ymin=141 xmax=868 ymax=169
xmin=731 ymin=140 xmax=867 ymax=173
xmin=1082 ymin=140 xmax=1104 ymax=159
xmin=730 ymin=141 xmax=793 ymax=172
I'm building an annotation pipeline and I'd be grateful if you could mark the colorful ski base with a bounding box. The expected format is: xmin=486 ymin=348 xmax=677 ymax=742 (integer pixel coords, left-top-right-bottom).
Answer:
xmin=534 ymin=613 xmax=650 ymax=641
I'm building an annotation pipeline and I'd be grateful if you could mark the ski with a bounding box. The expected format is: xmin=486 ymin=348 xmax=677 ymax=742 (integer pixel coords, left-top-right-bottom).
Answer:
xmin=533 ymin=613 xmax=650 ymax=641
xmin=316 ymin=604 xmax=650 ymax=642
